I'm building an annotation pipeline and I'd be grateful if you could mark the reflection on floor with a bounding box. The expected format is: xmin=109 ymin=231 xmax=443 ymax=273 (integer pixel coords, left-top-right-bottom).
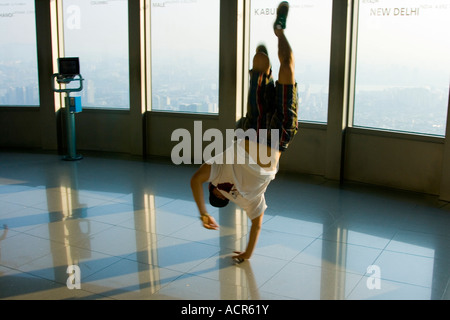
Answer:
xmin=0 ymin=151 xmax=449 ymax=300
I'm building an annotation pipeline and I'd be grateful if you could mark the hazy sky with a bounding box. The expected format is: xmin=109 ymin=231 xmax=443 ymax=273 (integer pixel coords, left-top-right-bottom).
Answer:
xmin=357 ymin=0 xmax=450 ymax=86
xmin=0 ymin=1 xmax=36 ymax=45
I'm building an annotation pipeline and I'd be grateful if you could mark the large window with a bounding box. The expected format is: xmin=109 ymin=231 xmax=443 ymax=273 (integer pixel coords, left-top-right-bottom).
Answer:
xmin=62 ymin=0 xmax=130 ymax=109
xmin=150 ymin=0 xmax=220 ymax=114
xmin=353 ymin=0 xmax=450 ymax=136
xmin=0 ymin=0 xmax=39 ymax=106
xmin=249 ymin=0 xmax=333 ymax=123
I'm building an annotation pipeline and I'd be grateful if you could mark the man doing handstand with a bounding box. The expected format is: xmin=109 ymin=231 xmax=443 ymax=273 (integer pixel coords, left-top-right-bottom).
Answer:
xmin=190 ymin=1 xmax=298 ymax=263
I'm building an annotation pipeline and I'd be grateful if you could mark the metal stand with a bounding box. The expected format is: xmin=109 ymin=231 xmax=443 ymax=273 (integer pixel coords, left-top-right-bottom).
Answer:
xmin=52 ymin=74 xmax=84 ymax=161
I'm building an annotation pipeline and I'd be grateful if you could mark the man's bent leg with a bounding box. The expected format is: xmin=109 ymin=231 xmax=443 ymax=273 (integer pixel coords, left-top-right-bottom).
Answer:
xmin=252 ymin=50 xmax=271 ymax=75
xmin=241 ymin=51 xmax=276 ymax=132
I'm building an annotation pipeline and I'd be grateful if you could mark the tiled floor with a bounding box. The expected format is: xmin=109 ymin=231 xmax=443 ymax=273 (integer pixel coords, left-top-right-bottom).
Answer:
xmin=0 ymin=150 xmax=449 ymax=300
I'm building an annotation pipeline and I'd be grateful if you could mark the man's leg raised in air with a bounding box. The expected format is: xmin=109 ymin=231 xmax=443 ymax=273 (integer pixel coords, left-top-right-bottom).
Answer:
xmin=272 ymin=1 xmax=298 ymax=151
xmin=274 ymin=2 xmax=295 ymax=85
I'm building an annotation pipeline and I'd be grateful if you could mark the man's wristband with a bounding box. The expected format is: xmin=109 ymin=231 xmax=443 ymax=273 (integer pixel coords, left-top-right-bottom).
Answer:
xmin=200 ymin=212 xmax=210 ymax=220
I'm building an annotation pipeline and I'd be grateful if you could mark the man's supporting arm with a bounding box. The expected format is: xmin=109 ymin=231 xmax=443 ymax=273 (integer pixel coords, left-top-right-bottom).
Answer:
xmin=233 ymin=212 xmax=264 ymax=261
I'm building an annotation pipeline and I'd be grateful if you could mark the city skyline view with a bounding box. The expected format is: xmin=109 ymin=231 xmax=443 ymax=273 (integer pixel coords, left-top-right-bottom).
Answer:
xmin=354 ymin=0 xmax=450 ymax=136
xmin=0 ymin=0 xmax=449 ymax=137
xmin=0 ymin=1 xmax=39 ymax=106
xmin=150 ymin=0 xmax=220 ymax=114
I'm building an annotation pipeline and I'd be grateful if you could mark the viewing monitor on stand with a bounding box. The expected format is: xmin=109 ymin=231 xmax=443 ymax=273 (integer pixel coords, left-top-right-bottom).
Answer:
xmin=52 ymin=57 xmax=84 ymax=161
xmin=58 ymin=57 xmax=80 ymax=81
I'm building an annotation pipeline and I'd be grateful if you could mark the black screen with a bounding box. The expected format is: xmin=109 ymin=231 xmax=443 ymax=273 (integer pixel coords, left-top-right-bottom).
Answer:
xmin=58 ymin=57 xmax=80 ymax=77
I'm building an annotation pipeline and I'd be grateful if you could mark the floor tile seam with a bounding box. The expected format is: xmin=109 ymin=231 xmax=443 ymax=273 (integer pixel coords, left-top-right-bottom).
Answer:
xmin=319 ymin=224 xmax=396 ymax=251
xmin=47 ymin=243 xmax=137 ymax=267
xmin=19 ymin=220 xmax=117 ymax=244
xmin=0 ymin=263 xmax=24 ymax=275
xmin=181 ymin=248 xmax=226 ymax=276
xmin=176 ymin=268 xmax=282 ymax=300
xmin=173 ymin=272 xmax=266 ymax=300
xmin=381 ymin=229 xmax=448 ymax=261
xmin=0 ymin=213 xmax=92 ymax=234
xmin=366 ymin=276 xmax=435 ymax=290
xmin=0 ymin=266 xmax=106 ymax=300
xmin=278 ymin=257 xmax=373 ymax=278
xmin=121 ymin=254 xmax=185 ymax=276
xmin=436 ymin=200 xmax=450 ymax=209
xmin=0 ymin=202 xmax=34 ymax=217
xmin=159 ymin=220 xmax=233 ymax=247
xmin=2 ymin=235 xmax=81 ymax=269
xmin=255 ymin=288 xmax=299 ymax=300
xmin=6 ymin=198 xmax=131 ymax=218
xmin=74 ymin=256 xmax=186 ymax=299
xmin=395 ymin=225 xmax=450 ymax=242
xmin=242 ymin=252 xmax=300 ymax=292
xmin=109 ymin=218 xmax=184 ymax=237
xmin=249 ymin=251 xmax=301 ymax=264
xmin=288 ymin=234 xmax=389 ymax=265
xmin=169 ymin=235 xmax=234 ymax=252
xmin=63 ymin=242 xmax=234 ymax=287
xmin=288 ymin=235 xmax=322 ymax=263
xmin=260 ymin=225 xmax=319 ymax=239
xmin=250 ymin=228 xmax=319 ymax=262
xmin=154 ymin=198 xmax=188 ymax=211
xmin=260 ymin=226 xmax=321 ymax=240
xmin=169 ymin=228 xmax=252 ymax=248
xmin=440 ymin=277 xmax=450 ymax=300
xmin=250 ymin=256 xmax=298 ymax=294
xmin=59 ymin=227 xmax=216 ymax=262
xmin=62 ymin=283 xmax=123 ymax=300
xmin=131 ymin=197 xmax=199 ymax=211
xmin=382 ymin=248 xmax=443 ymax=261
xmin=180 ymin=270 xmax=231 ymax=287
xmin=0 ymin=227 xmax=21 ymax=240
xmin=121 ymin=238 xmax=223 ymax=273
xmin=13 ymin=246 xmax=128 ymax=280
xmin=342 ymin=273 xmax=368 ymax=300
xmin=0 ymin=197 xmax=43 ymax=210
xmin=370 ymin=243 xmax=439 ymax=290
xmin=4 ymin=220 xmax=432 ymax=253
xmin=363 ymin=232 xmax=395 ymax=277
xmin=54 ymin=191 xmax=137 ymax=208
xmin=117 ymin=259 xmax=237 ymax=299
xmin=317 ymin=238 xmax=393 ymax=252
xmin=134 ymin=271 xmax=188 ymax=299
xmin=258 ymin=275 xmax=363 ymax=301
xmin=81 ymin=256 xmax=144 ymax=284
xmin=88 ymin=216 xmax=146 ymax=229
xmin=163 ymin=218 xmax=207 ymax=238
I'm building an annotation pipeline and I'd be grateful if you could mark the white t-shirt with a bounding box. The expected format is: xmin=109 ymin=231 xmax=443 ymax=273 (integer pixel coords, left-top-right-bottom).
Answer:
xmin=206 ymin=140 xmax=278 ymax=220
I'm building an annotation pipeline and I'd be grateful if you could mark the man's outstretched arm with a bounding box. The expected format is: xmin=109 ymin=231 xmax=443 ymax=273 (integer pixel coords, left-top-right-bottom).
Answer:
xmin=190 ymin=163 xmax=219 ymax=230
xmin=233 ymin=212 xmax=264 ymax=262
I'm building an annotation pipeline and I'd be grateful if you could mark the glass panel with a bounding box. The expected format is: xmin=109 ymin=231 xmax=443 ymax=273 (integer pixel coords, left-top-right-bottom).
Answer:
xmin=62 ymin=0 xmax=130 ymax=109
xmin=0 ymin=0 xmax=39 ymax=106
xmin=249 ymin=0 xmax=333 ymax=123
xmin=353 ymin=0 xmax=450 ymax=136
xmin=150 ymin=0 xmax=220 ymax=114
